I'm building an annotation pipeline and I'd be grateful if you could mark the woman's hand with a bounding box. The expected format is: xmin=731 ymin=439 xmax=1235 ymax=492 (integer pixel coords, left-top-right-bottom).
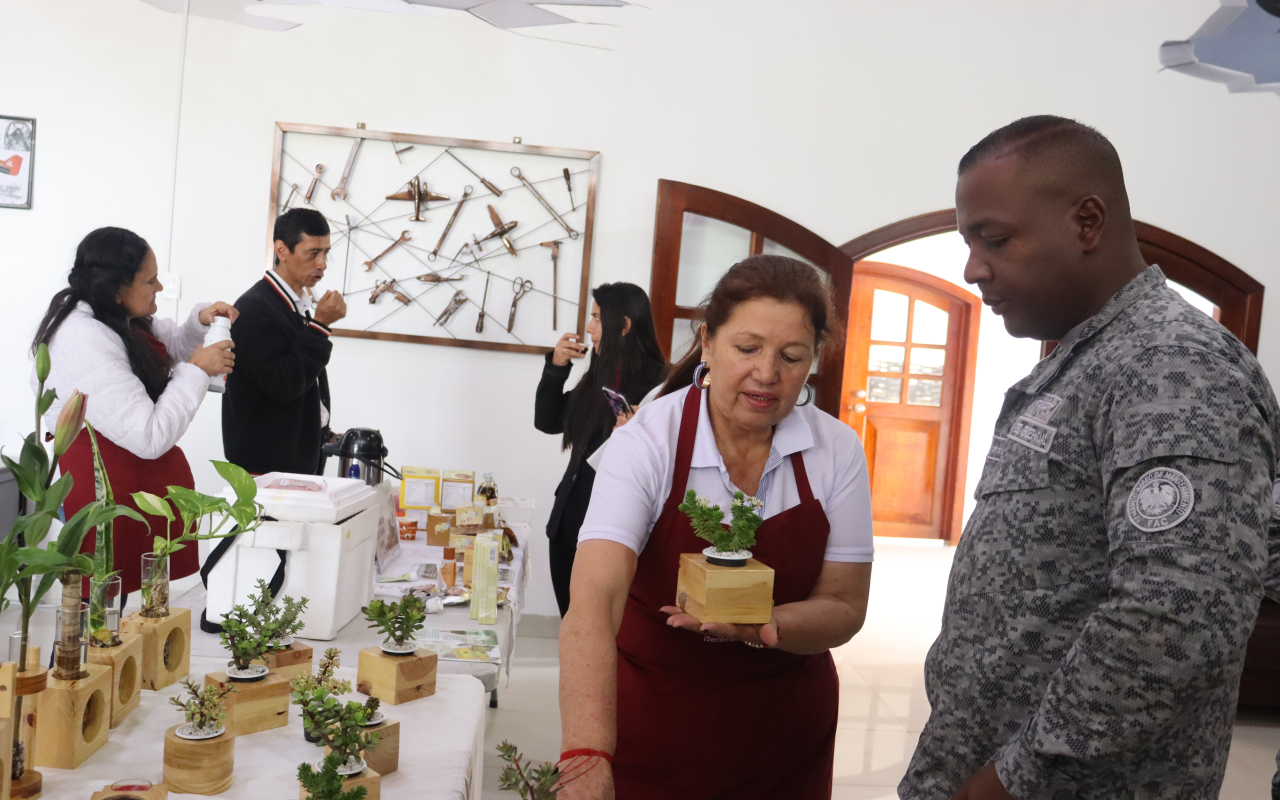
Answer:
xmin=552 ymin=332 xmax=588 ymax=367
xmin=613 ymin=410 xmax=634 ymax=430
xmin=659 ymin=606 xmax=780 ymax=648
xmin=555 ymin=758 xmax=615 ymax=800
xmin=189 ymin=339 xmax=235 ymax=377
xmin=198 ymin=302 xmax=239 ymax=325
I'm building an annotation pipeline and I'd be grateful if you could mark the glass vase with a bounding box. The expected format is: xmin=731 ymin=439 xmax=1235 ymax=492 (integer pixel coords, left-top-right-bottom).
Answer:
xmin=89 ymin=575 xmax=122 ymax=647
xmin=140 ymin=553 xmax=170 ymax=618
xmin=54 ymin=601 xmax=89 ymax=681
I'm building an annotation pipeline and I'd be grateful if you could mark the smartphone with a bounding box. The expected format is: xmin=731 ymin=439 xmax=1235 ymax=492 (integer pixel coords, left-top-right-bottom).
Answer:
xmin=602 ymin=387 xmax=633 ymax=417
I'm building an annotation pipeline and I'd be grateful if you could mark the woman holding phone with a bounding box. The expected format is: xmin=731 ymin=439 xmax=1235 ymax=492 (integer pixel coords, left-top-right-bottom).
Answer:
xmin=535 ymin=283 xmax=667 ymax=617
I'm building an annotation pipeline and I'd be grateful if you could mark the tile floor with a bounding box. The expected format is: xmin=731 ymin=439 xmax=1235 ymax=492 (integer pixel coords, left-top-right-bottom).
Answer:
xmin=483 ymin=541 xmax=1280 ymax=799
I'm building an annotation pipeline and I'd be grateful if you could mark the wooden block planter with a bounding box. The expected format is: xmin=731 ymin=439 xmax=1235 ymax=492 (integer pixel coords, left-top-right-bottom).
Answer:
xmin=90 ymin=782 xmax=169 ymax=799
xmin=362 ymin=718 xmax=399 ymax=776
xmin=250 ymin=641 xmax=313 ymax=683
xmin=163 ymin=724 xmax=234 ymax=795
xmin=120 ymin=608 xmax=190 ymax=691
xmin=33 ymin=663 xmax=111 ymax=770
xmin=675 ymin=553 xmax=775 ymax=624
xmin=12 ymin=648 xmax=44 ymax=800
xmin=356 ymin=648 xmax=437 ymax=706
xmin=204 ymin=670 xmax=290 ymax=737
xmin=299 ymin=765 xmax=380 ymax=800
xmin=11 ymin=771 xmax=42 ymax=800
xmin=86 ymin=632 xmax=143 ymax=729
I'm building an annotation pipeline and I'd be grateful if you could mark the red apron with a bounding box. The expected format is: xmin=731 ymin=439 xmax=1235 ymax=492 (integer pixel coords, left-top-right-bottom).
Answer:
xmin=613 ymin=386 xmax=838 ymax=799
xmin=60 ymin=333 xmax=200 ymax=596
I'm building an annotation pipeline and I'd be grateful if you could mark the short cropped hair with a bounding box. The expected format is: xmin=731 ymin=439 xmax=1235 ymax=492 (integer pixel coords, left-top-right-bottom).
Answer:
xmin=273 ymin=208 xmax=330 ymax=265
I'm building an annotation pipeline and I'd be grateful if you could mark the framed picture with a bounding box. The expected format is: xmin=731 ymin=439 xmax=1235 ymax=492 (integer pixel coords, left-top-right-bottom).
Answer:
xmin=0 ymin=116 xmax=34 ymax=210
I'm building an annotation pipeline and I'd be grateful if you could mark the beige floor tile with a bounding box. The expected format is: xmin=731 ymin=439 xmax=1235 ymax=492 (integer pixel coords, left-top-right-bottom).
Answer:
xmin=832 ymin=726 xmax=920 ymax=787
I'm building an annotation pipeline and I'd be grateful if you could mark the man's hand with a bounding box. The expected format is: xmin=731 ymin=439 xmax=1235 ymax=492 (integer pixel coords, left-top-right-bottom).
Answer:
xmin=951 ymin=763 xmax=1015 ymax=800
xmin=199 ymin=301 xmax=239 ymax=326
xmin=552 ymin=332 xmax=588 ymax=367
xmin=313 ymin=290 xmax=347 ymax=326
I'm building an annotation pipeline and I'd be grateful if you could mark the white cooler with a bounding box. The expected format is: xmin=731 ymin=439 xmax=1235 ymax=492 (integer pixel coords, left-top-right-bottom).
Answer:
xmin=202 ymin=473 xmax=385 ymax=640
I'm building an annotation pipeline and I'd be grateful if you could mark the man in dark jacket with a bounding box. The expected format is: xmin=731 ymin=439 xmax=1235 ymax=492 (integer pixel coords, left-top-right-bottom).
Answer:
xmin=223 ymin=208 xmax=346 ymax=475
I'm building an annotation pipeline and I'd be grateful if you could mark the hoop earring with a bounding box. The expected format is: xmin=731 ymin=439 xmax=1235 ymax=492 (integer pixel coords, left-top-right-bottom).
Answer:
xmin=796 ymin=384 xmax=814 ymax=407
xmin=691 ymin=362 xmax=710 ymax=389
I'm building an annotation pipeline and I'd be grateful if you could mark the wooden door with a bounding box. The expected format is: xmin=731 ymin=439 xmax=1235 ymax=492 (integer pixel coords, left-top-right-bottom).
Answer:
xmin=842 ymin=262 xmax=981 ymax=541
xmin=648 ymin=180 xmax=854 ymax=416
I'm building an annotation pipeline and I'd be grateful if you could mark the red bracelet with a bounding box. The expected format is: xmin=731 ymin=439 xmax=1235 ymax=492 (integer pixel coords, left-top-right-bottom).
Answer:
xmin=558 ymin=748 xmax=613 ymax=765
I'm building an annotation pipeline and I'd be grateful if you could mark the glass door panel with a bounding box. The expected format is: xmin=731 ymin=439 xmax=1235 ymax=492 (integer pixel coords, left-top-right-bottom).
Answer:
xmin=675 ymin=212 xmax=751 ymax=307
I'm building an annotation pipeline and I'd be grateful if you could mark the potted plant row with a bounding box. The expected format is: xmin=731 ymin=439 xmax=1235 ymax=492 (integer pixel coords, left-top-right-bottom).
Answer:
xmin=357 ymin=595 xmax=437 ymax=705
xmin=675 ymin=490 xmax=774 ymax=624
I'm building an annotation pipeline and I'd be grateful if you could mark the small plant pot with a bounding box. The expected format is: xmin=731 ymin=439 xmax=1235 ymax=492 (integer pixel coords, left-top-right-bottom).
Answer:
xmin=226 ymin=663 xmax=270 ymax=682
xmin=140 ymin=554 xmax=170 ymax=618
xmin=175 ymin=723 xmax=227 ymax=740
xmin=318 ymin=756 xmax=366 ymax=777
xmin=206 ymin=669 xmax=291 ymax=736
xmin=702 ymin=546 xmax=752 ymax=567
xmin=357 ymin=646 xmax=437 ymax=705
xmin=379 ymin=640 xmax=418 ymax=656
xmin=362 ymin=710 xmax=387 ymax=727
xmin=164 ymin=723 xmax=234 ymax=794
xmin=120 ymin=607 xmax=190 ymax=691
xmin=304 ymin=727 xmax=322 ymax=744
xmin=676 ymin=552 xmax=774 ymax=624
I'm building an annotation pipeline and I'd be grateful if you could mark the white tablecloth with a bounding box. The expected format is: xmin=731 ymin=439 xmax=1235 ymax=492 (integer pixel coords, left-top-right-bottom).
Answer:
xmin=40 ymin=655 xmax=486 ymax=800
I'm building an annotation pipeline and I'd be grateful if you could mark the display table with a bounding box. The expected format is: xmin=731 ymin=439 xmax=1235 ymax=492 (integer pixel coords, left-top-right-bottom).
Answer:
xmin=39 ymin=655 xmax=487 ymax=799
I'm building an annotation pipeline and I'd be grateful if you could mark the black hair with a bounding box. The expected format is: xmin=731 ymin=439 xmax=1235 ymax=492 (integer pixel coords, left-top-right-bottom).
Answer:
xmin=273 ymin=208 xmax=330 ymax=266
xmin=562 ymin=283 xmax=667 ymax=452
xmin=32 ymin=227 xmax=172 ymax=402
xmin=659 ymin=255 xmax=839 ymax=398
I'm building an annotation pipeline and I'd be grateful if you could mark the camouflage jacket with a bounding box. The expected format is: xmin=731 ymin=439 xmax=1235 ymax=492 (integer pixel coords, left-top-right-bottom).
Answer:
xmin=901 ymin=266 xmax=1280 ymax=800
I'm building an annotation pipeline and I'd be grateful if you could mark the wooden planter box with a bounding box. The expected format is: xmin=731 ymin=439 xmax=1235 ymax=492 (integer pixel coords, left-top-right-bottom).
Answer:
xmin=363 ymin=718 xmax=399 ymax=776
xmin=250 ymin=641 xmax=313 ymax=683
xmin=90 ymin=783 xmax=168 ymax=799
xmin=299 ymin=765 xmax=380 ymax=800
xmin=86 ymin=632 xmax=143 ymax=729
xmin=12 ymin=648 xmax=44 ymax=800
xmin=33 ymin=663 xmax=111 ymax=770
xmin=675 ymin=553 xmax=774 ymax=624
xmin=204 ymin=670 xmax=290 ymax=736
xmin=356 ymin=648 xmax=437 ymax=706
xmin=120 ymin=608 xmax=190 ymax=691
xmin=163 ymin=724 xmax=234 ymax=794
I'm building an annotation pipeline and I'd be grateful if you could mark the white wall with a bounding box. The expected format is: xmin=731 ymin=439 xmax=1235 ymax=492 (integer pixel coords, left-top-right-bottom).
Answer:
xmin=5 ymin=0 xmax=1280 ymax=617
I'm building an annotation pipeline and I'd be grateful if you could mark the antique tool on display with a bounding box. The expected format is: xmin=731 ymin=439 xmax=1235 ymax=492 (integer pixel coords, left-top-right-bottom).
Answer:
xmin=343 ymin=214 xmax=353 ymax=288
xmin=416 ymin=273 xmax=464 ymax=283
xmin=392 ymin=142 xmax=415 ymax=164
xmin=364 ymin=230 xmax=412 ymax=271
xmin=447 ymin=151 xmax=503 ymax=196
xmin=304 ymin=164 xmax=324 ymax=204
xmin=472 ymin=205 xmax=518 ymax=257
xmin=429 ymin=185 xmax=472 ymax=260
xmin=563 ymin=168 xmax=575 ymax=208
xmin=280 ymin=183 xmax=299 ymax=214
xmin=511 ymin=167 xmax=579 ymax=240
xmin=436 ymin=291 xmax=467 ymax=326
xmin=541 ymin=240 xmax=560 ymax=328
xmin=386 ymin=176 xmax=449 ymax=223
xmin=370 ymin=280 xmax=411 ymax=306
xmin=507 ymin=277 xmax=532 ymax=333
xmin=331 ymin=122 xmax=366 ymax=201
xmin=476 ymin=271 xmax=492 ymax=333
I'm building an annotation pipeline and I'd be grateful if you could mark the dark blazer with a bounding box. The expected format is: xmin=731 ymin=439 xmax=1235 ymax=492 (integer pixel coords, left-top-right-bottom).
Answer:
xmin=222 ymin=276 xmax=333 ymax=476
xmin=534 ymin=352 xmax=666 ymax=544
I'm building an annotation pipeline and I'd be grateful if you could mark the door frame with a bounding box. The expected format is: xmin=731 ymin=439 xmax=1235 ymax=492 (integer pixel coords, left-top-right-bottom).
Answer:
xmin=838 ymin=210 xmax=1265 ymax=352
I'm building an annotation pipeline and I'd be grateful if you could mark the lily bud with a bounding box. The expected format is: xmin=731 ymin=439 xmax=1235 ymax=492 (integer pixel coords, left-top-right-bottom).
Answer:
xmin=53 ymin=390 xmax=87 ymax=456
xmin=35 ymin=343 xmax=50 ymax=383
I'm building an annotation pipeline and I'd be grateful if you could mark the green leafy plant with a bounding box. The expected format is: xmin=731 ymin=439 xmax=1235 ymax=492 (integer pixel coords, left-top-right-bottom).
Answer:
xmin=247 ymin=578 xmax=309 ymax=647
xmin=361 ymin=594 xmax=426 ymax=649
xmin=496 ymin=741 xmax=559 ymax=799
xmin=219 ymin=607 xmax=273 ymax=673
xmin=132 ymin=461 xmax=264 ymax=617
xmin=169 ymin=677 xmax=235 ymax=732
xmin=87 ymin=424 xmax=121 ymax=646
xmin=677 ymin=490 xmax=764 ymax=553
xmin=292 ymin=648 xmax=353 ymax=698
xmin=291 ymin=684 xmax=381 ymax=769
xmin=297 ymin=754 xmax=369 ymax=800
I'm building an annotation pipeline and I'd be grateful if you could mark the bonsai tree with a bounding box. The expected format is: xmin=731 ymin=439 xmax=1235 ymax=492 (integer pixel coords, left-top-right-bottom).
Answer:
xmin=497 ymin=741 xmax=559 ymax=800
xmin=298 ymin=754 xmax=369 ymax=800
xmin=133 ymin=461 xmax=265 ymax=617
xmin=246 ymin=578 xmax=309 ymax=647
xmin=677 ymin=490 xmax=764 ymax=554
xmin=292 ymin=648 xmax=353 ymax=697
xmin=291 ymin=684 xmax=381 ymax=771
xmin=169 ymin=677 xmax=235 ymax=734
xmin=362 ymin=594 xmax=426 ymax=651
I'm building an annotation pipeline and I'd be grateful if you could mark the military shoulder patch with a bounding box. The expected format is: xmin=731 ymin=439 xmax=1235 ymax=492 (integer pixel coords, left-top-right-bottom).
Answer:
xmin=1127 ymin=468 xmax=1195 ymax=532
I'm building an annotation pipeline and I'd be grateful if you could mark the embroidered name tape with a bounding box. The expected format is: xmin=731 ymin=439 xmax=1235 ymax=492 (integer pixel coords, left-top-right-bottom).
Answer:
xmin=1007 ymin=416 xmax=1056 ymax=453
xmin=1127 ymin=468 xmax=1195 ymax=532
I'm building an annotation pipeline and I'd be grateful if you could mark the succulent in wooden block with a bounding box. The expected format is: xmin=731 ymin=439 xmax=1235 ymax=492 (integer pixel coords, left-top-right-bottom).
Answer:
xmin=292 ymin=648 xmax=353 ymax=696
xmin=298 ymin=753 xmax=370 ymax=800
xmin=361 ymin=594 xmax=426 ymax=654
xmin=678 ymin=489 xmax=764 ymax=560
xmin=170 ymin=677 xmax=233 ymax=737
xmin=293 ymin=683 xmax=381 ymax=772
xmin=219 ymin=609 xmax=275 ymax=679
xmin=245 ymin=578 xmax=309 ymax=647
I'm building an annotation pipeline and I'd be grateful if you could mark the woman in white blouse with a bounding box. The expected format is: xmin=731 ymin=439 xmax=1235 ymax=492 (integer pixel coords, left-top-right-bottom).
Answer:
xmin=31 ymin=226 xmax=236 ymax=602
xmin=558 ymin=255 xmax=874 ymax=800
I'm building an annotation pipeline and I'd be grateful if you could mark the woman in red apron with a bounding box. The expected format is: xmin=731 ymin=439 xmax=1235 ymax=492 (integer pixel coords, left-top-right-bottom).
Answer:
xmin=31 ymin=227 xmax=237 ymax=597
xmin=558 ymin=255 xmax=874 ymax=800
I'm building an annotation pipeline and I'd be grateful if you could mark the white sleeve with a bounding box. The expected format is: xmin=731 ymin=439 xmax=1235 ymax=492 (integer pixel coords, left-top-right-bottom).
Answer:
xmin=578 ymin=412 xmax=670 ymax=555
xmin=820 ymin=426 xmax=875 ymax=563
xmin=150 ymin=303 xmax=210 ymax=365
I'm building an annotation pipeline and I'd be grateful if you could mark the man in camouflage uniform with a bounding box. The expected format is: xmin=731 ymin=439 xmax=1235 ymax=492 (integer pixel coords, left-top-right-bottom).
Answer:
xmin=901 ymin=116 xmax=1280 ymax=800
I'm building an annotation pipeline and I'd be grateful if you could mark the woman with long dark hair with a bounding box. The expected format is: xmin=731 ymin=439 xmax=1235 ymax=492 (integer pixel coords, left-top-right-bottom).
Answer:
xmin=31 ymin=227 xmax=237 ymax=599
xmin=535 ymin=282 xmax=667 ymax=617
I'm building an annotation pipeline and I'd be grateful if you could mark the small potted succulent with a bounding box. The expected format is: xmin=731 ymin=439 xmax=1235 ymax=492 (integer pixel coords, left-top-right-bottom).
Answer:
xmin=298 ymin=753 xmax=371 ymax=800
xmin=362 ymin=595 xmax=426 ymax=656
xmin=292 ymin=683 xmax=381 ymax=776
xmin=675 ymin=490 xmax=774 ymax=624
xmin=356 ymin=594 xmax=437 ymax=705
xmin=169 ymin=678 xmax=234 ymax=739
xmin=163 ymin=678 xmax=237 ymax=794
xmin=219 ymin=580 xmax=309 ymax=681
xmin=248 ymin=578 xmax=309 ymax=648
xmin=291 ymin=648 xmax=354 ymax=743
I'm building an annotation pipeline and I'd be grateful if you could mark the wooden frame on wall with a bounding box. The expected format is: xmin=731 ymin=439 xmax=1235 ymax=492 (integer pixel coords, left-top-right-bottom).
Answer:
xmin=268 ymin=122 xmax=600 ymax=356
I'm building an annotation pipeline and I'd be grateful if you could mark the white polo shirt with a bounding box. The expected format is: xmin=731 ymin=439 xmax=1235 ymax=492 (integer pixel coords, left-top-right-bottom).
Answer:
xmin=579 ymin=388 xmax=875 ymax=562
